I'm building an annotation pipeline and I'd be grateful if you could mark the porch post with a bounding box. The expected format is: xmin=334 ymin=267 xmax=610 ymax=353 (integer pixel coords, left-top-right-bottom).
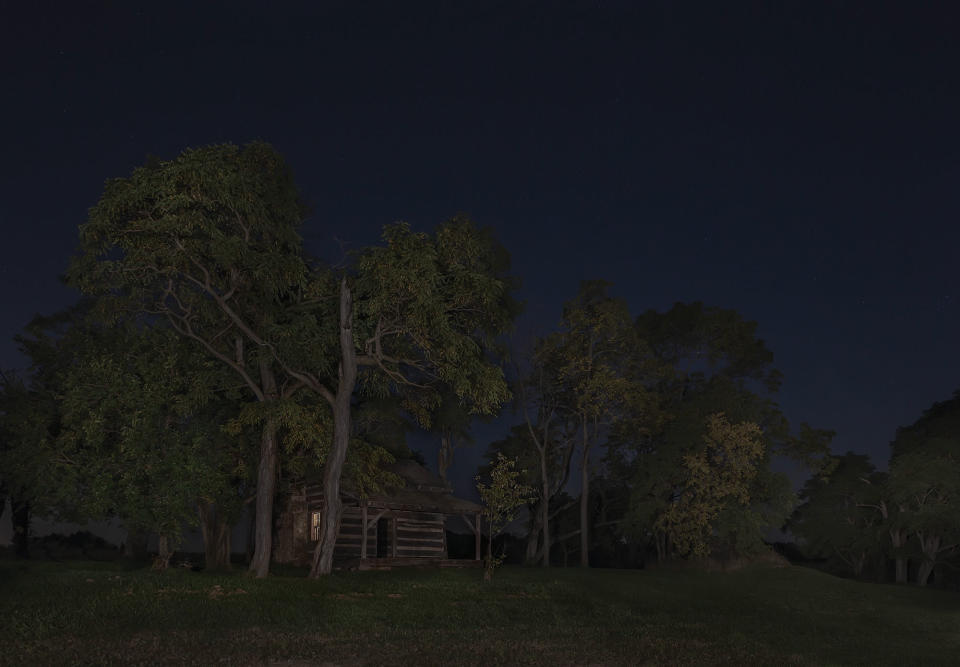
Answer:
xmin=360 ymin=500 xmax=368 ymax=561
xmin=391 ymin=516 xmax=397 ymax=557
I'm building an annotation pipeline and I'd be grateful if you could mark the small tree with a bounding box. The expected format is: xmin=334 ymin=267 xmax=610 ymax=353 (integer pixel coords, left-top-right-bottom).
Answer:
xmin=476 ymin=453 xmax=533 ymax=581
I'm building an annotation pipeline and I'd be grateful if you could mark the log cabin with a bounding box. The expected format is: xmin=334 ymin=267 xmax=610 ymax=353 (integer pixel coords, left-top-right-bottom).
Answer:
xmin=273 ymin=459 xmax=484 ymax=570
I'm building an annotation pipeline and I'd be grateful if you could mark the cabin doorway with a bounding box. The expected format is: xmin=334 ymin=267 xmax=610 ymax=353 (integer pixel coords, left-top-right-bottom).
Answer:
xmin=376 ymin=517 xmax=391 ymax=557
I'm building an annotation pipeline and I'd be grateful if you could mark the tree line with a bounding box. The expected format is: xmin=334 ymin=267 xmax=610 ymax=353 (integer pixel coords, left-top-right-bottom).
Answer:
xmin=5 ymin=141 xmax=942 ymax=584
xmin=790 ymin=392 xmax=960 ymax=587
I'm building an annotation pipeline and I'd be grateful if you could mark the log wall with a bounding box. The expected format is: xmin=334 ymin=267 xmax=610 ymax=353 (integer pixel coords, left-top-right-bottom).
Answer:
xmin=294 ymin=484 xmax=448 ymax=561
xmin=332 ymin=506 xmax=377 ymax=559
xmin=394 ymin=512 xmax=446 ymax=558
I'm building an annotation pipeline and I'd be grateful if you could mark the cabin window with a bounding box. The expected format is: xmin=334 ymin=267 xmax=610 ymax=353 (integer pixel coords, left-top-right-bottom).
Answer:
xmin=310 ymin=511 xmax=322 ymax=541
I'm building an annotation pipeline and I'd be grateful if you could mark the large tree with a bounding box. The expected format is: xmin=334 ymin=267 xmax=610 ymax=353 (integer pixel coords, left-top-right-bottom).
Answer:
xmin=617 ymin=302 xmax=832 ymax=562
xmin=548 ymin=281 xmax=655 ymax=567
xmin=56 ymin=325 xmax=252 ymax=570
xmin=305 ymin=220 xmax=517 ymax=576
xmin=6 ymin=303 xmax=253 ymax=570
xmin=68 ymin=143 xmax=319 ymax=577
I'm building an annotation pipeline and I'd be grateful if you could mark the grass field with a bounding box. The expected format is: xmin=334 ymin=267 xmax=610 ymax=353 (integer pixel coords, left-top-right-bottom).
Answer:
xmin=0 ymin=559 xmax=957 ymax=666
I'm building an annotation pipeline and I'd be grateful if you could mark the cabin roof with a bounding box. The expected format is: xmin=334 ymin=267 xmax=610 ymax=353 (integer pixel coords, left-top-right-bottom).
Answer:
xmin=309 ymin=459 xmax=484 ymax=514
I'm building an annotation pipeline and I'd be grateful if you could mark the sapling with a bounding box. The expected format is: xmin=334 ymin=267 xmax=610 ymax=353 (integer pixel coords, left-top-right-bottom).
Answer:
xmin=476 ymin=453 xmax=534 ymax=581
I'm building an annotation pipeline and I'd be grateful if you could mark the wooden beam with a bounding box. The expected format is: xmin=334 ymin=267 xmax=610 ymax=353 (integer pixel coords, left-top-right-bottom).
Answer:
xmin=364 ymin=510 xmax=387 ymax=532
xmin=360 ymin=500 xmax=368 ymax=560
xmin=475 ymin=512 xmax=482 ymax=561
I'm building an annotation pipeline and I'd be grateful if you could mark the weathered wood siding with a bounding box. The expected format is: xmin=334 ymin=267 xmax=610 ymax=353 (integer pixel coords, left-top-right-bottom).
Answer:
xmin=301 ymin=484 xmax=447 ymax=560
xmin=395 ymin=512 xmax=446 ymax=558
xmin=332 ymin=507 xmax=377 ymax=559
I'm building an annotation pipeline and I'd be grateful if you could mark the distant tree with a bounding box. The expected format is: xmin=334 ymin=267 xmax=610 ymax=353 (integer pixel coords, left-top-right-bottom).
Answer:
xmin=476 ymin=452 xmax=533 ymax=581
xmin=15 ymin=309 xmax=255 ymax=571
xmin=512 ymin=336 xmax=580 ymax=566
xmin=617 ymin=302 xmax=832 ymax=562
xmin=789 ymin=453 xmax=884 ymax=578
xmin=655 ymin=413 xmax=765 ymax=557
xmin=0 ymin=370 xmax=54 ymax=557
xmin=888 ymin=440 xmax=960 ymax=586
xmin=431 ymin=389 xmax=476 ymax=483
xmin=0 ymin=305 xmax=111 ymax=558
xmin=854 ymin=471 xmax=911 ymax=584
xmin=549 ymin=281 xmax=655 ymax=567
xmin=886 ymin=391 xmax=960 ymax=586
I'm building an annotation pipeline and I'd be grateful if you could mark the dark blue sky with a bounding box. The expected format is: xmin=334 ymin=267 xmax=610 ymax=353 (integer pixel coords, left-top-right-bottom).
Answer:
xmin=2 ymin=1 xmax=958 ymax=505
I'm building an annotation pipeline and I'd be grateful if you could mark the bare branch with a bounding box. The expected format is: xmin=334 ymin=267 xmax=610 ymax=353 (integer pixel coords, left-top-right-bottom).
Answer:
xmin=165 ymin=313 xmax=265 ymax=402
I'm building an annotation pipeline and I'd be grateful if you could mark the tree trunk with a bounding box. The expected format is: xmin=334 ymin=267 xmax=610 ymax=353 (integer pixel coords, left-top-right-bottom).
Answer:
xmin=655 ymin=532 xmax=666 ymax=563
xmin=524 ymin=505 xmax=542 ymax=565
xmin=540 ymin=447 xmax=551 ymax=567
xmin=484 ymin=516 xmax=494 ymax=581
xmin=198 ymin=500 xmax=232 ymax=571
xmin=438 ymin=429 xmax=452 ymax=482
xmin=890 ymin=527 xmax=908 ymax=584
xmin=579 ymin=416 xmax=590 ymax=568
xmin=916 ymin=532 xmax=940 ymax=587
xmin=917 ymin=559 xmax=935 ymax=587
xmin=123 ymin=525 xmax=149 ymax=561
xmin=245 ymin=505 xmax=256 ymax=565
xmin=310 ymin=278 xmax=357 ymax=578
xmin=853 ymin=551 xmax=865 ymax=578
xmin=11 ymin=497 xmax=30 ymax=559
xmin=249 ymin=357 xmax=280 ymax=578
xmin=153 ymin=534 xmax=175 ymax=571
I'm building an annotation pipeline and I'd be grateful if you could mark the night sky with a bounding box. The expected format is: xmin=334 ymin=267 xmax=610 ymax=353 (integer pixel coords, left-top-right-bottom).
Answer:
xmin=2 ymin=1 xmax=959 ymax=526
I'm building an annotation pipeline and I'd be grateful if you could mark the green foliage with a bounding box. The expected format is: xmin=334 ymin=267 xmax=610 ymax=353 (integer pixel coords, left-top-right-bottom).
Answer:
xmin=886 ymin=392 xmax=960 ymax=582
xmin=353 ymin=219 xmax=516 ymax=419
xmin=67 ymin=142 xmax=327 ymax=400
xmin=55 ymin=324 xmax=251 ymax=543
xmin=634 ymin=301 xmax=783 ymax=392
xmin=656 ymin=413 xmax=766 ymax=557
xmin=617 ymin=303 xmax=833 ymax=561
xmin=788 ymin=453 xmax=884 ymax=576
xmin=549 ymin=280 xmax=655 ymax=423
xmin=0 ymin=369 xmax=64 ymax=519
xmin=71 ymin=142 xmax=308 ymax=304
xmin=476 ymin=453 xmax=534 ymax=579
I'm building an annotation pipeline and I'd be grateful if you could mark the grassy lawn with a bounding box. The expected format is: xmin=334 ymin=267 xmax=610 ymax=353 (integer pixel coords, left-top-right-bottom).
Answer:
xmin=0 ymin=560 xmax=957 ymax=666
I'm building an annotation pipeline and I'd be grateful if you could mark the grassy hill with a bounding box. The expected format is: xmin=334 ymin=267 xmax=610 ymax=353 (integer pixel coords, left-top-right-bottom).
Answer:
xmin=1 ymin=559 xmax=957 ymax=665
